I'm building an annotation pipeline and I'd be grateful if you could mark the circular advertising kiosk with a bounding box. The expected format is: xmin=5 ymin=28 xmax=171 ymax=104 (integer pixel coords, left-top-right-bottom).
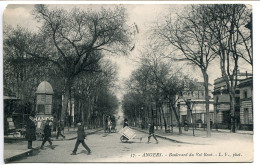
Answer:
xmin=35 ymin=81 xmax=54 ymax=138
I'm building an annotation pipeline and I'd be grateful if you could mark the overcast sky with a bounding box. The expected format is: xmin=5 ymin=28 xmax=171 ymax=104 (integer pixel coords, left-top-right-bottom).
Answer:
xmin=3 ymin=4 xmax=252 ymax=100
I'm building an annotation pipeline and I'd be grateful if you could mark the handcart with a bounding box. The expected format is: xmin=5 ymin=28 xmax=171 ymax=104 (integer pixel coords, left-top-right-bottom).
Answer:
xmin=119 ymin=126 xmax=142 ymax=143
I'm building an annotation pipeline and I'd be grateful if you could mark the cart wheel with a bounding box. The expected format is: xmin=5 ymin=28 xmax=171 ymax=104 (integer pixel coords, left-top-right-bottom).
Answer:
xmin=120 ymin=135 xmax=128 ymax=143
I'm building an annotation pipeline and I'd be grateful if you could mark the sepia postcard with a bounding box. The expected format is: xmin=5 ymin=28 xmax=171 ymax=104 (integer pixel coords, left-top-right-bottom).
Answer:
xmin=2 ymin=3 xmax=253 ymax=163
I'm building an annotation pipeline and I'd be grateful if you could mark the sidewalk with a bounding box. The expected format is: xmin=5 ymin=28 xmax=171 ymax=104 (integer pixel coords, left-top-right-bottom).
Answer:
xmin=132 ymin=126 xmax=253 ymax=145
xmin=4 ymin=128 xmax=102 ymax=163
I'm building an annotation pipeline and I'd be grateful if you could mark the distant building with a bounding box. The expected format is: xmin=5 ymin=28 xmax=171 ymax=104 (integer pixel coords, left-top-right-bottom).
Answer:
xmin=177 ymin=82 xmax=214 ymax=127
xmin=213 ymin=71 xmax=253 ymax=129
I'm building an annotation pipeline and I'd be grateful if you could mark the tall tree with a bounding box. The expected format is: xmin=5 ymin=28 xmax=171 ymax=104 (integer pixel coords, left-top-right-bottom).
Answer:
xmin=204 ymin=4 xmax=252 ymax=132
xmin=72 ymin=59 xmax=118 ymax=127
xmin=4 ymin=4 xmax=130 ymax=126
xmin=153 ymin=5 xmax=217 ymax=137
xmin=124 ymin=46 xmax=197 ymax=134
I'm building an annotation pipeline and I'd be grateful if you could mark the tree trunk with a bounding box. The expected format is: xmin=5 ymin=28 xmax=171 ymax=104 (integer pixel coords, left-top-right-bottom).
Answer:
xmin=61 ymin=77 xmax=74 ymax=128
xmin=169 ymin=100 xmax=182 ymax=134
xmin=159 ymin=105 xmax=162 ymax=130
xmin=62 ymin=88 xmax=69 ymax=128
xmin=214 ymin=98 xmax=218 ymax=130
xmin=230 ymin=92 xmax=236 ymax=133
xmin=69 ymin=87 xmax=72 ymax=127
xmin=160 ymin=106 xmax=167 ymax=132
xmin=156 ymin=104 xmax=158 ymax=130
xmin=82 ymin=102 xmax=85 ymax=126
xmin=151 ymin=105 xmax=153 ymax=125
xmin=170 ymin=102 xmax=173 ymax=132
xmin=202 ymin=70 xmax=211 ymax=137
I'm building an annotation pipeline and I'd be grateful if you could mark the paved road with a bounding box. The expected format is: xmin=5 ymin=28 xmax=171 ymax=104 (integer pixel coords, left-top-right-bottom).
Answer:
xmin=14 ymin=130 xmax=190 ymax=162
xmin=14 ymin=129 xmax=253 ymax=162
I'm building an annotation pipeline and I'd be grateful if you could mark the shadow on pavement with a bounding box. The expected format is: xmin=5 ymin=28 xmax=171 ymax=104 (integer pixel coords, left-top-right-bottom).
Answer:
xmin=13 ymin=148 xmax=41 ymax=163
xmin=78 ymin=150 xmax=91 ymax=155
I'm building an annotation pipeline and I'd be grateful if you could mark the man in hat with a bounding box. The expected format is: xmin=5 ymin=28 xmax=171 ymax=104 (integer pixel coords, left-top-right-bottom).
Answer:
xmin=56 ymin=121 xmax=65 ymax=139
xmin=41 ymin=120 xmax=54 ymax=149
xmin=147 ymin=123 xmax=159 ymax=144
xmin=71 ymin=123 xmax=91 ymax=155
xmin=123 ymin=118 xmax=128 ymax=128
xmin=25 ymin=115 xmax=36 ymax=149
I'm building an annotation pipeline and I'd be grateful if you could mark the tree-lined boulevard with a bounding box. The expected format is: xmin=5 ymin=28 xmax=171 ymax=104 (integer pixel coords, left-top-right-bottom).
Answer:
xmin=3 ymin=4 xmax=253 ymax=163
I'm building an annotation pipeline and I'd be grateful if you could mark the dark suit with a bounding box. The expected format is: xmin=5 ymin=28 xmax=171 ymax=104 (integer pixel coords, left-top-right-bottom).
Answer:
xmin=56 ymin=126 xmax=65 ymax=139
xmin=148 ymin=124 xmax=158 ymax=143
xmin=123 ymin=122 xmax=128 ymax=128
xmin=25 ymin=119 xmax=36 ymax=149
xmin=41 ymin=124 xmax=53 ymax=147
xmin=72 ymin=125 xmax=91 ymax=154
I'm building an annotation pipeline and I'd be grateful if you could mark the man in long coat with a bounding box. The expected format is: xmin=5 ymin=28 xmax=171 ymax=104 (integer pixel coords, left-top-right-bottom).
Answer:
xmin=71 ymin=123 xmax=91 ymax=155
xmin=25 ymin=115 xmax=36 ymax=149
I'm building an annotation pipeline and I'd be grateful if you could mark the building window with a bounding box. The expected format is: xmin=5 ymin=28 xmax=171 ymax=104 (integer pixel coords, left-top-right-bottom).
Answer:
xmin=201 ymin=91 xmax=204 ymax=96
xmin=244 ymin=90 xmax=248 ymax=99
xmin=244 ymin=108 xmax=249 ymax=124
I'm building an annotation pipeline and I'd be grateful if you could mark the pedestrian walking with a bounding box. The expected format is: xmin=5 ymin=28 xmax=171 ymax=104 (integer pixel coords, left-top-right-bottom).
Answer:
xmin=184 ymin=120 xmax=189 ymax=131
xmin=104 ymin=117 xmax=108 ymax=133
xmin=147 ymin=123 xmax=159 ymax=144
xmin=25 ymin=115 xmax=36 ymax=149
xmin=108 ymin=119 xmax=112 ymax=133
xmin=210 ymin=119 xmax=213 ymax=130
xmin=71 ymin=123 xmax=91 ymax=155
xmin=41 ymin=120 xmax=54 ymax=149
xmin=56 ymin=121 xmax=65 ymax=139
xmin=123 ymin=118 xmax=128 ymax=128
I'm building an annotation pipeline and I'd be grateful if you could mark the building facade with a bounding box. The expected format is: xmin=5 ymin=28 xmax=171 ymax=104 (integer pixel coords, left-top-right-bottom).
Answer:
xmin=177 ymin=82 xmax=214 ymax=127
xmin=213 ymin=72 xmax=253 ymax=130
xmin=238 ymin=77 xmax=253 ymax=130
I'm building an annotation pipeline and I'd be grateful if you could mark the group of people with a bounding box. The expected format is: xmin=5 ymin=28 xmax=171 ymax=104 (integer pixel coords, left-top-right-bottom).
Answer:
xmin=25 ymin=115 xmax=91 ymax=155
xmin=25 ymin=115 xmax=159 ymax=156
xmin=105 ymin=116 xmax=116 ymax=133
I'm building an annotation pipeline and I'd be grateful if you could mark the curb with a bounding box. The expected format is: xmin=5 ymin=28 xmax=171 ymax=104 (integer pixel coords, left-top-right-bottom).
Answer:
xmin=4 ymin=149 xmax=33 ymax=163
xmin=131 ymin=127 xmax=204 ymax=145
xmin=131 ymin=127 xmax=184 ymax=143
